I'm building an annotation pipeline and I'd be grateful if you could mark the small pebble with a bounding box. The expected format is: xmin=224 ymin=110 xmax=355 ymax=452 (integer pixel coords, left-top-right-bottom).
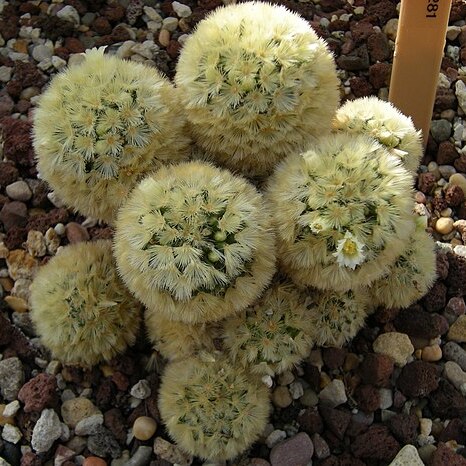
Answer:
xmin=65 ymin=222 xmax=90 ymax=244
xmin=130 ymin=380 xmax=151 ymax=400
xmin=172 ymin=1 xmax=192 ymax=18
xmin=272 ymin=386 xmax=292 ymax=408
xmin=449 ymin=173 xmax=466 ymax=195
xmin=421 ymin=344 xmax=442 ymax=362
xmin=373 ymin=332 xmax=414 ymax=367
xmin=318 ymin=379 xmax=347 ymax=408
xmin=435 ymin=217 xmax=454 ymax=235
xmin=6 ymin=181 xmax=32 ymax=202
xmin=132 ymin=416 xmax=157 ymax=441
xmin=265 ymin=429 xmax=287 ymax=449
xmin=83 ymin=457 xmax=107 ymax=466
xmin=389 ymin=444 xmax=424 ymax=465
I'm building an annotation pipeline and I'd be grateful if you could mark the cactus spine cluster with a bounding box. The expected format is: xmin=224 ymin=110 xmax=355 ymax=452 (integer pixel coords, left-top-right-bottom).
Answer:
xmin=175 ymin=1 xmax=340 ymax=177
xmin=29 ymin=240 xmax=141 ymax=366
xmin=114 ymin=161 xmax=276 ymax=323
xmin=33 ymin=47 xmax=190 ymax=223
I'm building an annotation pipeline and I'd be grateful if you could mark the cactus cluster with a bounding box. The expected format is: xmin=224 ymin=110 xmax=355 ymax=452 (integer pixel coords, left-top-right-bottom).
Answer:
xmin=27 ymin=1 xmax=439 ymax=462
xmin=114 ymin=161 xmax=276 ymax=323
xmin=33 ymin=47 xmax=190 ymax=223
xmin=175 ymin=1 xmax=339 ymax=177
xmin=29 ymin=240 xmax=141 ymax=366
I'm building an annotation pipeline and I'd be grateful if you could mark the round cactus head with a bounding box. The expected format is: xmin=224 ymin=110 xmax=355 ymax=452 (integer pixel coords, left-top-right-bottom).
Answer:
xmin=305 ymin=288 xmax=369 ymax=347
xmin=368 ymin=225 xmax=437 ymax=309
xmin=29 ymin=240 xmax=142 ymax=366
xmin=266 ymin=132 xmax=416 ymax=291
xmin=33 ymin=47 xmax=190 ymax=224
xmin=175 ymin=1 xmax=339 ymax=178
xmin=333 ymin=96 xmax=423 ymax=175
xmin=114 ymin=161 xmax=276 ymax=324
xmin=158 ymin=354 xmax=271 ymax=460
xmin=222 ymin=282 xmax=314 ymax=376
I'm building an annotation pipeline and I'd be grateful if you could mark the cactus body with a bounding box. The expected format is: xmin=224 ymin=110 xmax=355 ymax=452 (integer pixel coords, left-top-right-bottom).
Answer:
xmin=33 ymin=48 xmax=190 ymax=224
xmin=29 ymin=240 xmax=141 ymax=366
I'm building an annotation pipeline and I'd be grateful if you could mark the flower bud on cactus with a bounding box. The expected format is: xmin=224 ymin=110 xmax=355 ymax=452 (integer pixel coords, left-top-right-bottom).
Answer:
xmin=158 ymin=354 xmax=271 ymax=461
xmin=266 ymin=133 xmax=415 ymax=291
xmin=222 ymin=282 xmax=314 ymax=376
xmin=33 ymin=48 xmax=190 ymax=224
xmin=368 ymin=225 xmax=437 ymax=308
xmin=114 ymin=161 xmax=276 ymax=324
xmin=305 ymin=288 xmax=369 ymax=347
xmin=29 ymin=240 xmax=141 ymax=366
xmin=333 ymin=97 xmax=423 ymax=175
xmin=175 ymin=1 xmax=339 ymax=178
xmin=145 ymin=310 xmax=220 ymax=361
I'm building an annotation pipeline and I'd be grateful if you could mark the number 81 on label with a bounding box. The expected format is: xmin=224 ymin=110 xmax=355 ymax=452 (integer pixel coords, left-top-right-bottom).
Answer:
xmin=426 ymin=0 xmax=439 ymax=18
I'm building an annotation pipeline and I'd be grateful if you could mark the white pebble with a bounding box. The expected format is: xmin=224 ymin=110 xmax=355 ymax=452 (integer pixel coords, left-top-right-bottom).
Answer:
xmin=130 ymin=379 xmax=151 ymax=400
xmin=3 ymin=400 xmax=20 ymax=417
xmin=32 ymin=44 xmax=53 ymax=62
xmin=56 ymin=5 xmax=80 ymax=26
xmin=265 ymin=429 xmax=287 ymax=449
xmin=2 ymin=424 xmax=22 ymax=444
xmin=31 ymin=409 xmax=63 ymax=453
xmin=162 ymin=17 xmax=178 ymax=32
xmin=54 ymin=223 xmax=65 ymax=236
xmin=319 ymin=379 xmax=347 ymax=408
xmin=289 ymin=381 xmax=304 ymax=400
xmin=172 ymin=1 xmax=192 ymax=18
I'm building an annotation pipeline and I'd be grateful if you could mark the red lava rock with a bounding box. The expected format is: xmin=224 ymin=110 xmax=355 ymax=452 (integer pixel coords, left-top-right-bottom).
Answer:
xmin=6 ymin=80 xmax=22 ymax=99
xmin=437 ymin=141 xmax=459 ymax=165
xmin=35 ymin=16 xmax=76 ymax=41
xmin=446 ymin=252 xmax=466 ymax=296
xmin=431 ymin=195 xmax=448 ymax=212
xmin=13 ymin=62 xmax=47 ymax=89
xmin=423 ymin=281 xmax=447 ymax=313
xmin=18 ymin=373 xmax=58 ymax=413
xmin=319 ymin=406 xmax=351 ymax=440
xmin=444 ymin=296 xmax=466 ymax=323
xmin=95 ymin=379 xmax=117 ymax=411
xmin=328 ymin=19 xmax=350 ymax=33
xmin=92 ymin=16 xmax=112 ymax=35
xmin=4 ymin=226 xmax=28 ymax=250
xmin=0 ymin=201 xmax=28 ymax=230
xmin=349 ymin=76 xmax=373 ymax=98
xmin=350 ymin=21 xmax=374 ymax=44
xmin=455 ymin=154 xmax=466 ymax=172
xmin=20 ymin=451 xmax=42 ymax=466
xmin=26 ymin=208 xmax=69 ymax=234
xmin=354 ymin=384 xmax=380 ymax=412
xmin=367 ymin=32 xmax=390 ymax=62
xmin=111 ymin=371 xmax=129 ymax=391
xmin=0 ymin=18 xmax=19 ymax=41
xmin=111 ymin=24 xmax=133 ymax=42
xmin=367 ymin=0 xmax=397 ymax=24
xmin=166 ymin=40 xmax=182 ymax=59
xmin=438 ymin=418 xmax=466 ymax=444
xmin=445 ymin=184 xmax=465 ymax=207
xmin=373 ymin=306 xmax=399 ymax=325
xmin=64 ymin=37 xmax=85 ymax=53
xmin=104 ymin=408 xmax=127 ymax=444
xmin=0 ymin=161 xmax=19 ymax=187
xmin=270 ymin=432 xmax=314 ymax=466
xmin=297 ymin=407 xmax=324 ymax=435
xmin=436 ymin=252 xmax=449 ymax=280
xmin=319 ymin=0 xmax=346 ymax=12
xmin=430 ymin=442 xmax=466 ymax=466
xmin=450 ymin=0 xmax=466 ymax=22
xmin=1 ymin=117 xmax=36 ymax=176
xmin=0 ymin=93 xmax=15 ymax=118
xmin=394 ymin=305 xmax=443 ymax=339
xmin=359 ymin=353 xmax=394 ymax=387
xmin=396 ymin=360 xmax=440 ymax=398
xmin=435 ymin=88 xmax=457 ymax=111
xmin=418 ymin=172 xmax=437 ymax=194
xmin=430 ymin=380 xmax=466 ymax=418
xmin=103 ymin=4 xmax=126 ymax=22
xmin=322 ymin=347 xmax=347 ymax=370
xmin=387 ymin=413 xmax=419 ymax=444
xmin=351 ymin=424 xmax=400 ymax=461
xmin=337 ymin=46 xmax=370 ymax=71
xmin=66 ymin=0 xmax=88 ymax=15
xmin=15 ymin=99 xmax=32 ymax=114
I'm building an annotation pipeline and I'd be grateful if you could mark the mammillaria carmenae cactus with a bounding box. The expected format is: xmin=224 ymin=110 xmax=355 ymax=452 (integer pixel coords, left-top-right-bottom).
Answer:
xmin=33 ymin=47 xmax=190 ymax=224
xmin=368 ymin=225 xmax=437 ymax=309
xmin=145 ymin=311 xmax=220 ymax=361
xmin=158 ymin=354 xmax=271 ymax=461
xmin=175 ymin=1 xmax=339 ymax=178
xmin=222 ymin=282 xmax=314 ymax=376
xmin=114 ymin=161 xmax=276 ymax=324
xmin=29 ymin=240 xmax=142 ymax=366
xmin=266 ymin=132 xmax=416 ymax=291
xmin=305 ymin=288 xmax=370 ymax=347
xmin=333 ymin=96 xmax=423 ymax=176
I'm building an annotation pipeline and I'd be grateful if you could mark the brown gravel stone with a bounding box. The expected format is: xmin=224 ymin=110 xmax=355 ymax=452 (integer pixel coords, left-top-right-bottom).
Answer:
xmin=64 ymin=37 xmax=85 ymax=53
xmin=435 ymin=88 xmax=457 ymax=111
xmin=319 ymin=406 xmax=351 ymax=440
xmin=103 ymin=4 xmax=126 ymax=22
xmin=367 ymin=32 xmax=390 ymax=62
xmin=4 ymin=226 xmax=28 ymax=250
xmin=454 ymin=154 xmax=466 ymax=172
xmin=349 ymin=77 xmax=373 ymax=98
xmin=351 ymin=424 xmax=399 ymax=461
xmin=437 ymin=141 xmax=459 ymax=165
xmin=430 ymin=442 xmax=466 ymax=466
xmin=394 ymin=306 xmax=444 ymax=339
xmin=436 ymin=252 xmax=450 ymax=280
xmin=368 ymin=62 xmax=391 ymax=89
xmin=387 ymin=413 xmax=419 ymax=444
xmin=297 ymin=407 xmax=324 ymax=435
xmin=104 ymin=408 xmax=127 ymax=444
xmin=396 ymin=360 xmax=440 ymax=398
xmin=423 ymin=281 xmax=447 ymax=313
xmin=0 ymin=201 xmax=28 ymax=230
xmin=5 ymin=79 xmax=22 ymax=99
xmin=444 ymin=296 xmax=466 ymax=324
xmin=270 ymin=432 xmax=313 ymax=466
xmin=65 ymin=222 xmax=90 ymax=244
xmin=418 ymin=172 xmax=437 ymax=194
xmin=351 ymin=21 xmax=375 ymax=44
xmin=446 ymin=252 xmax=466 ymax=296
xmin=359 ymin=353 xmax=394 ymax=387
xmin=18 ymin=373 xmax=58 ymax=413
xmin=322 ymin=347 xmax=347 ymax=370
xmin=367 ymin=0 xmax=397 ymax=24
xmin=92 ymin=16 xmax=112 ymax=35
xmin=111 ymin=24 xmax=133 ymax=42
xmin=20 ymin=451 xmax=42 ymax=466
xmin=430 ymin=380 xmax=466 ymax=418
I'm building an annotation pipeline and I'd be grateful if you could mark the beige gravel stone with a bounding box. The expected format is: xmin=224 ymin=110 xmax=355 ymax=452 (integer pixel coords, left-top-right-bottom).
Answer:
xmin=373 ymin=332 xmax=414 ymax=367
xmin=448 ymin=315 xmax=466 ymax=343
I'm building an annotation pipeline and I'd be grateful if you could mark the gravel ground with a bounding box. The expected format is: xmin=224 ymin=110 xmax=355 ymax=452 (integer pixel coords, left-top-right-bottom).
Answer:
xmin=2 ymin=0 xmax=466 ymax=465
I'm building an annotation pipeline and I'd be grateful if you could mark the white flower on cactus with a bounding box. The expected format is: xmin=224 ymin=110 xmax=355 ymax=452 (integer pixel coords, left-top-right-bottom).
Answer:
xmin=333 ymin=231 xmax=366 ymax=270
